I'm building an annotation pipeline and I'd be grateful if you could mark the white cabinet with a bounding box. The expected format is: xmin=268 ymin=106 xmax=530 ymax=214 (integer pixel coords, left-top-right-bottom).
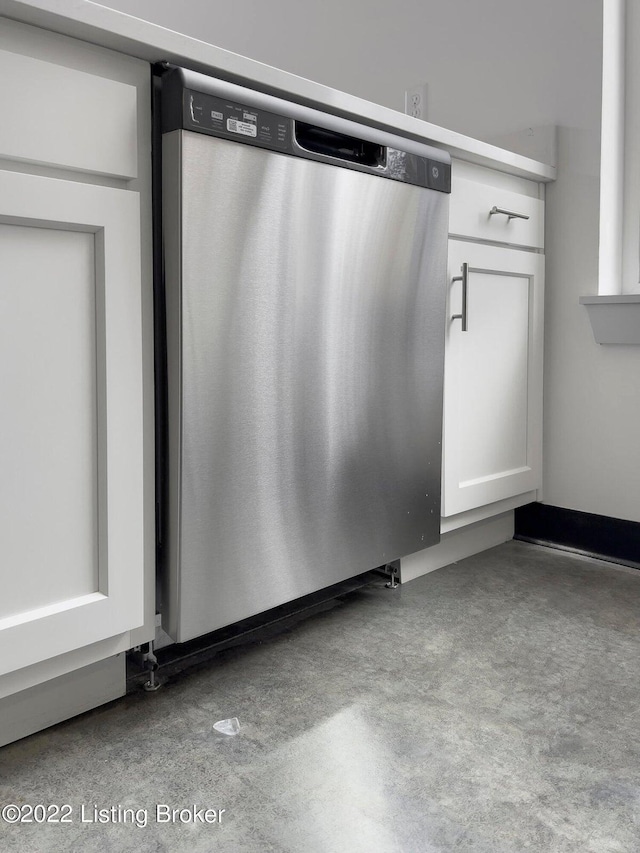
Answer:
xmin=402 ymin=161 xmax=547 ymax=583
xmin=0 ymin=19 xmax=153 ymax=740
xmin=443 ymin=241 xmax=544 ymax=516
xmin=442 ymin=161 xmax=545 ymax=519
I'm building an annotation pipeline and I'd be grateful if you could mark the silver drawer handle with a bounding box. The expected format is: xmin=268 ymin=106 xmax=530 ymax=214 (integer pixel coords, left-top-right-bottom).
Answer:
xmin=451 ymin=262 xmax=469 ymax=332
xmin=489 ymin=205 xmax=530 ymax=221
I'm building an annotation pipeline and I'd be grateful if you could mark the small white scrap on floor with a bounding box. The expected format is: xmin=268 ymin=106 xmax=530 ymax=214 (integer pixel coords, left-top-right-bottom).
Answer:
xmin=213 ymin=717 xmax=241 ymax=736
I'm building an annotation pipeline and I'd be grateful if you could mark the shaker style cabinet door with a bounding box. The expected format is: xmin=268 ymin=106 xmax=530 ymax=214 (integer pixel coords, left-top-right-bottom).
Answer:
xmin=0 ymin=169 xmax=144 ymax=675
xmin=442 ymin=240 xmax=544 ymax=517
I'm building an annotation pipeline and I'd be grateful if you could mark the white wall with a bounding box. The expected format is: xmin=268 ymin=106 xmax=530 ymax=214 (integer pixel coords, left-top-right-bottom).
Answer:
xmin=99 ymin=0 xmax=599 ymax=139
xmin=544 ymin=130 xmax=640 ymax=521
xmin=99 ymin=0 xmax=640 ymax=523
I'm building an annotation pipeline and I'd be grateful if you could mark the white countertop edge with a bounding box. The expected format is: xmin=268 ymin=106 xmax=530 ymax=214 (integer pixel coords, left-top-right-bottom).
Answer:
xmin=0 ymin=0 xmax=556 ymax=182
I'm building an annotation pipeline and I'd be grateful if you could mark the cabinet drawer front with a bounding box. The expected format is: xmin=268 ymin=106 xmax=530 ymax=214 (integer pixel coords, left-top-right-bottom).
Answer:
xmin=0 ymin=49 xmax=138 ymax=179
xmin=450 ymin=177 xmax=544 ymax=248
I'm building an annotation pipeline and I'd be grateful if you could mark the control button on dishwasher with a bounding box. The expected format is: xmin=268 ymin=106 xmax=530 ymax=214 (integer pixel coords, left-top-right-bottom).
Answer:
xmin=427 ymin=159 xmax=450 ymax=191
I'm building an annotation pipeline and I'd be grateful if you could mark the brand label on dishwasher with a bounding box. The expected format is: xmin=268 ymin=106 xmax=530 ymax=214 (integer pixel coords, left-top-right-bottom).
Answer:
xmin=227 ymin=119 xmax=257 ymax=137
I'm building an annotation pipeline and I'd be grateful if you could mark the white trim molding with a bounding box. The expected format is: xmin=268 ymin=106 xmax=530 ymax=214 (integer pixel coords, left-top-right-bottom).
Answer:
xmin=598 ymin=0 xmax=625 ymax=296
xmin=582 ymin=0 xmax=640 ymax=344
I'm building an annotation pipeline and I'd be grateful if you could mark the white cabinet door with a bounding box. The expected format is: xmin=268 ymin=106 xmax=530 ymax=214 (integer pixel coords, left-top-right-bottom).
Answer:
xmin=443 ymin=241 xmax=544 ymax=516
xmin=0 ymin=169 xmax=144 ymax=675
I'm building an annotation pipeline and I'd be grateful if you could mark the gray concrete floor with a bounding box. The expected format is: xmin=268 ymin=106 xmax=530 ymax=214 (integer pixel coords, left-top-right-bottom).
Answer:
xmin=2 ymin=540 xmax=640 ymax=852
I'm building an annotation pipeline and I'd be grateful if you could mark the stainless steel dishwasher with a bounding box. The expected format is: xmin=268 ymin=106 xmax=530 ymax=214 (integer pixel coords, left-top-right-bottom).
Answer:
xmin=158 ymin=66 xmax=450 ymax=642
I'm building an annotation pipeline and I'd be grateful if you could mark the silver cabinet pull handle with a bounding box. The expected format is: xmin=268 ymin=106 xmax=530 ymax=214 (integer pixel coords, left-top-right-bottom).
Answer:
xmin=451 ymin=262 xmax=469 ymax=332
xmin=489 ymin=205 xmax=530 ymax=221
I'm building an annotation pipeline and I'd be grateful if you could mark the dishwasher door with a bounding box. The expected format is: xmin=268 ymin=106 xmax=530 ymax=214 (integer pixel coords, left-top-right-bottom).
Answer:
xmin=162 ymin=127 xmax=448 ymax=642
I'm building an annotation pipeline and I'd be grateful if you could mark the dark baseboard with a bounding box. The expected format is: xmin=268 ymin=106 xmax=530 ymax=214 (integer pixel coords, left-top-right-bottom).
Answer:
xmin=514 ymin=503 xmax=640 ymax=570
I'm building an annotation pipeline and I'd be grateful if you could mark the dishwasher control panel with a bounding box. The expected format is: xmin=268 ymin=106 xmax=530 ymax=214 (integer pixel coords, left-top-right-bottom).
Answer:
xmin=158 ymin=64 xmax=451 ymax=192
xmin=185 ymin=90 xmax=292 ymax=153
